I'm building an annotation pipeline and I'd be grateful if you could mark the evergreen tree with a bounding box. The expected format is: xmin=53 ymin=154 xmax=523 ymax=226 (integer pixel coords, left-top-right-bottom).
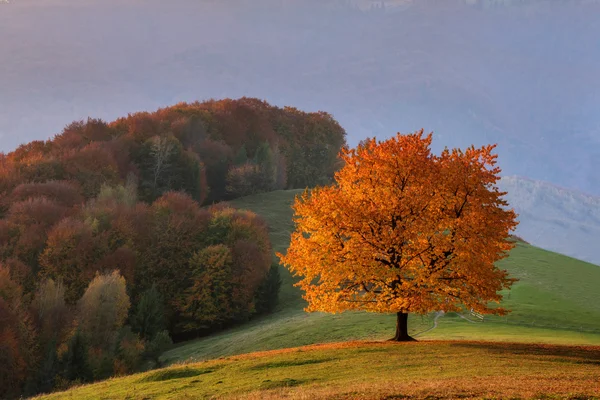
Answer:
xmin=144 ymin=330 xmax=173 ymax=367
xmin=30 ymin=340 xmax=59 ymax=395
xmin=132 ymin=284 xmax=166 ymax=341
xmin=254 ymin=141 xmax=276 ymax=191
xmin=255 ymin=264 xmax=281 ymax=314
xmin=61 ymin=330 xmax=92 ymax=383
xmin=233 ymin=145 xmax=248 ymax=166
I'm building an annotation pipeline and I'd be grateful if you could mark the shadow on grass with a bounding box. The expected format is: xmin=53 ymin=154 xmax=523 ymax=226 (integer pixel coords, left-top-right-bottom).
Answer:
xmin=249 ymin=357 xmax=338 ymax=370
xmin=140 ymin=366 xmax=219 ymax=382
xmin=259 ymin=378 xmax=317 ymax=390
xmin=451 ymin=341 xmax=600 ymax=363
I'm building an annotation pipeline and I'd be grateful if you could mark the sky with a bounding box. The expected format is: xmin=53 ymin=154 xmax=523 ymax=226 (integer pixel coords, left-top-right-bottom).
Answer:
xmin=1 ymin=0 xmax=599 ymax=196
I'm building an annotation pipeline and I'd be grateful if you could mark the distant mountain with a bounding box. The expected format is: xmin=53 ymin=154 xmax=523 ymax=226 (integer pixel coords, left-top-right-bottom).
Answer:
xmin=499 ymin=176 xmax=600 ymax=266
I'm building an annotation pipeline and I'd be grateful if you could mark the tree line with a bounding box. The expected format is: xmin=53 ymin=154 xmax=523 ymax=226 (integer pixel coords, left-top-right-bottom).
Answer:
xmin=0 ymin=97 xmax=346 ymax=207
xmin=0 ymin=97 xmax=346 ymax=398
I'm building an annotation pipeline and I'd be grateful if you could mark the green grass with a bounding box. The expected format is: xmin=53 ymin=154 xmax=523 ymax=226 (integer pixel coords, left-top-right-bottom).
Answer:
xmin=162 ymin=190 xmax=600 ymax=365
xmin=37 ymin=189 xmax=600 ymax=399
xmin=36 ymin=341 xmax=600 ymax=399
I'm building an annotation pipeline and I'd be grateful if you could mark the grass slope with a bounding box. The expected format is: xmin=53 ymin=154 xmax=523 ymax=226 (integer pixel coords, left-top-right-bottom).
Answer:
xmin=37 ymin=341 xmax=600 ymax=399
xmin=162 ymin=190 xmax=600 ymax=365
xmin=38 ymin=190 xmax=600 ymax=399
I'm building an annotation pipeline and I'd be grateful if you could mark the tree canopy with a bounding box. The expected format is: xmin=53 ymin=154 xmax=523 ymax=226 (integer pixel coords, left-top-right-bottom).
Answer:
xmin=0 ymin=98 xmax=347 ymax=210
xmin=278 ymin=131 xmax=518 ymax=341
xmin=0 ymin=97 xmax=347 ymax=398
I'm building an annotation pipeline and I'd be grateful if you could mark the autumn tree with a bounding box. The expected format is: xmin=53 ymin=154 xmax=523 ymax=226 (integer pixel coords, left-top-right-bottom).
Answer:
xmin=225 ymin=164 xmax=263 ymax=198
xmin=5 ymin=197 xmax=71 ymax=269
xmin=194 ymin=138 xmax=233 ymax=203
xmin=0 ymin=265 xmax=37 ymax=398
xmin=0 ymin=297 xmax=31 ymax=398
xmin=61 ymin=142 xmax=120 ymax=198
xmin=136 ymin=136 xmax=207 ymax=203
xmin=39 ymin=218 xmax=105 ymax=303
xmin=77 ymin=270 xmax=130 ymax=379
xmin=278 ymin=131 xmax=518 ymax=341
xmin=136 ymin=192 xmax=211 ymax=326
xmin=139 ymin=135 xmax=176 ymax=199
xmin=9 ymin=181 xmax=83 ymax=208
xmin=30 ymin=278 xmax=71 ymax=394
xmin=0 ymin=97 xmax=340 ymax=397
xmin=77 ymin=270 xmax=130 ymax=352
xmin=32 ymin=278 xmax=71 ymax=346
xmin=113 ymin=326 xmax=145 ymax=376
xmin=176 ymin=245 xmax=234 ymax=333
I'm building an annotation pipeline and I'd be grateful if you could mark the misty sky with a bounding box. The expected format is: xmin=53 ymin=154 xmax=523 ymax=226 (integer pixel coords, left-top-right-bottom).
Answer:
xmin=1 ymin=0 xmax=599 ymax=195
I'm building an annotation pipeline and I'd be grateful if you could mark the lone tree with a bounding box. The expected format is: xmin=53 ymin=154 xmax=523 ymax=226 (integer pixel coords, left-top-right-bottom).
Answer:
xmin=278 ymin=131 xmax=518 ymax=341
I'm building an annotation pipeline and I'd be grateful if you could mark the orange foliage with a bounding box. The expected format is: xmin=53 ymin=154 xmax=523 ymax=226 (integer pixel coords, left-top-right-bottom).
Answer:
xmin=94 ymin=247 xmax=136 ymax=290
xmin=53 ymin=119 xmax=113 ymax=151
xmin=0 ymin=265 xmax=37 ymax=398
xmin=5 ymin=197 xmax=73 ymax=267
xmin=177 ymin=245 xmax=234 ymax=332
xmin=39 ymin=218 xmax=105 ymax=303
xmin=278 ymin=131 xmax=518 ymax=321
xmin=2 ymin=98 xmax=345 ymax=210
xmin=10 ymin=181 xmax=83 ymax=208
xmin=61 ymin=143 xmax=119 ymax=198
xmin=231 ymin=239 xmax=271 ymax=310
xmin=0 ymin=303 xmax=29 ymax=398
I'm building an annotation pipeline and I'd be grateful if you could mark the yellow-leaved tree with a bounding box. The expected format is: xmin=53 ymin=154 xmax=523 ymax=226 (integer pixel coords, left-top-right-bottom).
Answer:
xmin=277 ymin=131 xmax=519 ymax=341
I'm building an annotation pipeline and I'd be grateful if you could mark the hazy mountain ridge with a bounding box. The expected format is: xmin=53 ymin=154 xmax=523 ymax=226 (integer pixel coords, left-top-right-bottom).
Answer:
xmin=499 ymin=176 xmax=600 ymax=266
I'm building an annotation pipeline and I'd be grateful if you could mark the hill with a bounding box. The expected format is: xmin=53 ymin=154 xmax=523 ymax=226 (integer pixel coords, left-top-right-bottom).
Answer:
xmin=0 ymin=98 xmax=348 ymax=398
xmin=33 ymin=189 xmax=600 ymax=399
xmin=35 ymin=341 xmax=600 ymax=399
xmin=2 ymin=0 xmax=599 ymax=196
xmin=159 ymin=190 xmax=600 ymax=365
xmin=498 ymin=175 xmax=600 ymax=266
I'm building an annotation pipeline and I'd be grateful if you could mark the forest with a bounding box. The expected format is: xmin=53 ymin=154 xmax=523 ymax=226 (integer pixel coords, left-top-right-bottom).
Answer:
xmin=0 ymin=98 xmax=347 ymax=398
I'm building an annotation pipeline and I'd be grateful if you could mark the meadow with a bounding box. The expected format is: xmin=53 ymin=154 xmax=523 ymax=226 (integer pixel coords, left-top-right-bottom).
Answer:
xmin=161 ymin=190 xmax=600 ymax=365
xmin=37 ymin=341 xmax=600 ymax=399
xmin=37 ymin=189 xmax=600 ymax=399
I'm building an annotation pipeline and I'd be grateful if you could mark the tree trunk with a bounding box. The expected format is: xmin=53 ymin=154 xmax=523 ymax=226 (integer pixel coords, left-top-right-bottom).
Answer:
xmin=392 ymin=311 xmax=416 ymax=341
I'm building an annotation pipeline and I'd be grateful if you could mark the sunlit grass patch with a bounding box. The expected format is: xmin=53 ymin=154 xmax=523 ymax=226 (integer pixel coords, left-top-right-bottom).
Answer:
xmin=36 ymin=341 xmax=600 ymax=400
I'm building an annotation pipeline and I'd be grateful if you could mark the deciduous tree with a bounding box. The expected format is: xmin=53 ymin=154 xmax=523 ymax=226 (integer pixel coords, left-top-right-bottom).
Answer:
xmin=39 ymin=218 xmax=105 ymax=303
xmin=0 ymin=265 xmax=37 ymax=397
xmin=175 ymin=245 xmax=233 ymax=334
xmin=278 ymin=131 xmax=518 ymax=341
xmin=77 ymin=270 xmax=130 ymax=352
xmin=30 ymin=278 xmax=71 ymax=395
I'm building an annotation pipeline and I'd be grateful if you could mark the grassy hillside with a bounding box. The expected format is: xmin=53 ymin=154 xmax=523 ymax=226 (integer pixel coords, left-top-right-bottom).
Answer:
xmin=35 ymin=189 xmax=600 ymax=399
xmin=160 ymin=190 xmax=600 ymax=365
xmin=36 ymin=341 xmax=600 ymax=399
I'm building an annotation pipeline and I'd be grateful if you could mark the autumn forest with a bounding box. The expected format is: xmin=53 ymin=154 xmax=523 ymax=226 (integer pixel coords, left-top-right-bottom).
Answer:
xmin=0 ymin=98 xmax=347 ymax=398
